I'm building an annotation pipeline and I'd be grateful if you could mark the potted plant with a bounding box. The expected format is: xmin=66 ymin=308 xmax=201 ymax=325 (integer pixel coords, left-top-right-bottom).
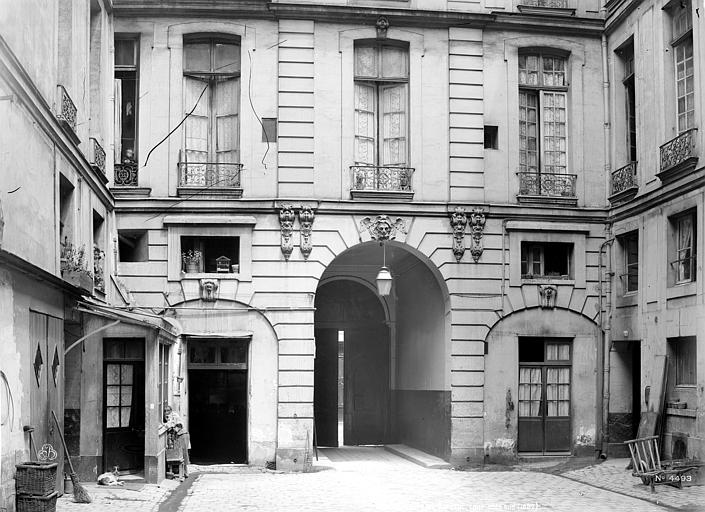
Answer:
xmin=60 ymin=239 xmax=94 ymax=292
xmin=182 ymin=249 xmax=202 ymax=273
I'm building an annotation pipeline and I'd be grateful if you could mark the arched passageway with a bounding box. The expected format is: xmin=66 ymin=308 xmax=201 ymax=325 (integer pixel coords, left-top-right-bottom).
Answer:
xmin=314 ymin=242 xmax=451 ymax=459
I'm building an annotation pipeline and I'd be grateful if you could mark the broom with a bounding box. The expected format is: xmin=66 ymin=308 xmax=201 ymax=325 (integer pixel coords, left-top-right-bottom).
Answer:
xmin=51 ymin=410 xmax=92 ymax=503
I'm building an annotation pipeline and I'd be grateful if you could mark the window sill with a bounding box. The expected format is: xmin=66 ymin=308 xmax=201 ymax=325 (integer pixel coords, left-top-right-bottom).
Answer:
xmin=350 ymin=189 xmax=414 ymax=202
xmin=111 ymin=186 xmax=152 ymax=198
xmin=516 ymin=194 xmax=578 ymax=207
xmin=516 ymin=5 xmax=576 ymax=17
xmin=177 ymin=186 xmax=242 ymax=198
xmin=522 ymin=278 xmax=575 ymax=285
xmin=616 ymin=292 xmax=638 ymax=308
xmin=666 ymin=281 xmax=696 ymax=299
xmin=181 ymin=272 xmax=242 ymax=280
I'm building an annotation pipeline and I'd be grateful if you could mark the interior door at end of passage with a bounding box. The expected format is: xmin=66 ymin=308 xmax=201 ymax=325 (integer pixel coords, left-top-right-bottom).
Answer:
xmin=344 ymin=324 xmax=390 ymax=446
xmin=314 ymin=328 xmax=340 ymax=448
xmin=104 ymin=361 xmax=145 ymax=472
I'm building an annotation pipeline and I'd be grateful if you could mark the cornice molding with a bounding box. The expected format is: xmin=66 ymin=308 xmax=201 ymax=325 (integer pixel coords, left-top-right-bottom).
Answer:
xmin=0 ymin=35 xmax=115 ymax=210
xmin=488 ymin=12 xmax=604 ymax=38
xmin=604 ymin=0 xmax=644 ymax=35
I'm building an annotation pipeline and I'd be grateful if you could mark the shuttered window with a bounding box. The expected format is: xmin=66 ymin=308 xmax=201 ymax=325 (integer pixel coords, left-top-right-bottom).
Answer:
xmin=354 ymin=42 xmax=409 ymax=166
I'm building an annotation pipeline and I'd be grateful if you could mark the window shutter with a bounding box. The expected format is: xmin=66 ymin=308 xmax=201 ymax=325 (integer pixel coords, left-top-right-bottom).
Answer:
xmin=519 ymin=90 xmax=539 ymax=174
xmin=215 ymin=77 xmax=239 ymax=164
xmin=354 ymin=83 xmax=376 ymax=165
xmin=114 ymin=79 xmax=122 ymax=162
xmin=183 ymin=77 xmax=209 ymax=163
xmin=540 ymin=90 xmax=568 ymax=174
xmin=381 ymin=83 xmax=407 ymax=166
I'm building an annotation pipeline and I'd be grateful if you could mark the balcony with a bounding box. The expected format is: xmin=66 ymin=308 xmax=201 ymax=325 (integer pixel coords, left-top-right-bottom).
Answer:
xmin=517 ymin=172 xmax=577 ymax=206
xmin=609 ymin=162 xmax=638 ymax=204
xmin=658 ymin=128 xmax=698 ymax=184
xmin=177 ymin=162 xmax=243 ymax=198
xmin=88 ymin=138 xmax=106 ymax=176
xmin=350 ymin=165 xmax=415 ymax=201
xmin=56 ymin=85 xmax=79 ymax=143
xmin=114 ymin=162 xmax=139 ymax=187
xmin=517 ymin=0 xmax=575 ymax=16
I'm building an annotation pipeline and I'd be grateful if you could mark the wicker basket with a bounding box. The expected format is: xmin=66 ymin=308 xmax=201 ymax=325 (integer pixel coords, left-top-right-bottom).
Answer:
xmin=15 ymin=462 xmax=58 ymax=496
xmin=16 ymin=491 xmax=58 ymax=512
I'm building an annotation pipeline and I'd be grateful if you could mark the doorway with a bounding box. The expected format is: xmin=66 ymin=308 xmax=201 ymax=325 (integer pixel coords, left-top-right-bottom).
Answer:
xmin=517 ymin=337 xmax=572 ymax=453
xmin=314 ymin=281 xmax=390 ymax=447
xmin=187 ymin=338 xmax=248 ymax=463
xmin=103 ymin=338 xmax=145 ymax=473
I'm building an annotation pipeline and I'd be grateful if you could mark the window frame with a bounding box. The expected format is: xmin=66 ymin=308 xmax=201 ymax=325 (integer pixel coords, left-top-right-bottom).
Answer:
xmin=114 ymin=36 xmax=140 ymax=165
xmin=518 ymin=50 xmax=570 ymax=177
xmin=520 ymin=241 xmax=574 ymax=280
xmin=182 ymin=35 xmax=242 ymax=165
xmin=619 ymin=231 xmax=639 ymax=294
xmin=353 ymin=40 xmax=410 ymax=167
xmin=668 ymin=0 xmax=695 ymax=133
xmin=180 ymin=235 xmax=241 ymax=274
xmin=671 ymin=211 xmax=697 ymax=285
xmin=618 ymin=40 xmax=637 ymax=163
xmin=668 ymin=336 xmax=697 ymax=387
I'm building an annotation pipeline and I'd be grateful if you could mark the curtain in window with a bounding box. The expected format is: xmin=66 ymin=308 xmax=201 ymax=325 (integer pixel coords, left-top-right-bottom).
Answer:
xmin=519 ymin=91 xmax=538 ymax=173
xmin=541 ymin=91 xmax=567 ymax=174
xmin=184 ymin=77 xmax=209 ymax=164
xmin=381 ymin=84 xmax=407 ymax=166
xmin=518 ymin=367 xmax=542 ymax=417
xmin=114 ymin=79 xmax=122 ymax=162
xmin=106 ymin=363 xmax=134 ymax=428
xmin=546 ymin=368 xmax=570 ymax=417
xmin=215 ymin=78 xmax=239 ymax=164
xmin=354 ymin=83 xmax=376 ymax=165
xmin=677 ymin=215 xmax=693 ymax=282
xmin=675 ymin=39 xmax=695 ymax=133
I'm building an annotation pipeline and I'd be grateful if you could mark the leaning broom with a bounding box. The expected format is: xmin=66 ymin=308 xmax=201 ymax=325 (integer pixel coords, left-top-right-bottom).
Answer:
xmin=52 ymin=410 xmax=92 ymax=503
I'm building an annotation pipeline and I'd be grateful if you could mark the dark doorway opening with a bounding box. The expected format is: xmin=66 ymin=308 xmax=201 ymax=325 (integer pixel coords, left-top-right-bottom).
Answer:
xmin=631 ymin=341 xmax=641 ymax=438
xmin=314 ymin=281 xmax=390 ymax=447
xmin=187 ymin=337 xmax=248 ymax=464
xmin=103 ymin=338 xmax=145 ymax=473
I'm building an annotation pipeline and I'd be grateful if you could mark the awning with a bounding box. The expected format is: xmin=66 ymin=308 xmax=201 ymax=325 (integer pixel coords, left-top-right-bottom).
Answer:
xmin=75 ymin=299 xmax=181 ymax=342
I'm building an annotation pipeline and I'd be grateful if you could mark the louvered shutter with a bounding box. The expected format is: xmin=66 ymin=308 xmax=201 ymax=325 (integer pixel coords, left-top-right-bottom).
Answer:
xmin=354 ymin=83 xmax=376 ymax=165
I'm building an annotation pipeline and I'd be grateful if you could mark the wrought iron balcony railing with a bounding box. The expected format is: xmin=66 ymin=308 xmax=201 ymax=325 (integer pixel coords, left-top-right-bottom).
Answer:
xmin=521 ymin=0 xmax=568 ymax=7
xmin=88 ymin=138 xmax=106 ymax=175
xmin=659 ymin=128 xmax=698 ymax=179
xmin=114 ymin=162 xmax=138 ymax=186
xmin=610 ymin=162 xmax=638 ymax=198
xmin=351 ymin=165 xmax=414 ymax=193
xmin=178 ymin=162 xmax=243 ymax=189
xmin=56 ymin=85 xmax=77 ymax=134
xmin=517 ymin=172 xmax=577 ymax=199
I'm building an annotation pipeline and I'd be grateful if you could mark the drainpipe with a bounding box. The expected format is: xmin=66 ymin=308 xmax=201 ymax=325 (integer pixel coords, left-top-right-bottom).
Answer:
xmin=500 ymin=219 xmax=509 ymax=316
xmin=601 ymin=32 xmax=612 ymax=203
xmin=596 ymin=236 xmax=614 ymax=458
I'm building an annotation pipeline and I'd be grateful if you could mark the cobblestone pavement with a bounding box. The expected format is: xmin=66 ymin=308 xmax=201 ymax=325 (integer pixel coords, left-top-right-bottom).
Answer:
xmin=56 ymin=479 xmax=178 ymax=512
xmin=175 ymin=448 xmax=670 ymax=512
xmin=561 ymin=458 xmax=705 ymax=511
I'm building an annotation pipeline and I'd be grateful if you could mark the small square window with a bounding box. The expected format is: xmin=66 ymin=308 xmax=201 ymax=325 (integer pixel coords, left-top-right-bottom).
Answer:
xmin=181 ymin=236 xmax=240 ymax=274
xmin=118 ymin=230 xmax=149 ymax=262
xmin=668 ymin=336 xmax=696 ymax=386
xmin=262 ymin=118 xmax=277 ymax=143
xmin=484 ymin=126 xmax=498 ymax=149
xmin=520 ymin=242 xmax=573 ymax=279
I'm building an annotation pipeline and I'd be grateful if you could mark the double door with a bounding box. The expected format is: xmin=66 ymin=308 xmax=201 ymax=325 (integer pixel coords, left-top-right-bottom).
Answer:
xmin=517 ymin=338 xmax=572 ymax=453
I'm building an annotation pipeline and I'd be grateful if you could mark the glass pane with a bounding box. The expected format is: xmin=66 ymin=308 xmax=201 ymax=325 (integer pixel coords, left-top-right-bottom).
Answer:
xmin=107 ymin=386 xmax=120 ymax=406
xmin=120 ymin=407 xmax=132 ymax=427
xmin=381 ymin=46 xmax=408 ymax=78
xmin=355 ymin=45 xmax=377 ymax=77
xmin=115 ymin=39 xmax=136 ymax=67
xmin=184 ymin=43 xmax=210 ymax=72
xmin=214 ymin=43 xmax=240 ymax=73
xmin=106 ymin=364 xmax=121 ymax=385
xmin=354 ymin=83 xmax=376 ymax=164
xmin=121 ymin=385 xmax=133 ymax=406
xmin=107 ymin=407 xmax=120 ymax=428
xmin=382 ymin=85 xmax=407 ymax=166
xmin=121 ymin=365 xmax=133 ymax=384
xmin=221 ymin=343 xmax=247 ymax=364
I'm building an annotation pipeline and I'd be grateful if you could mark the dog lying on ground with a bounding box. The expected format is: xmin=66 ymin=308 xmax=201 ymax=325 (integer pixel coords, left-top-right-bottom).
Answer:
xmin=97 ymin=469 xmax=124 ymax=486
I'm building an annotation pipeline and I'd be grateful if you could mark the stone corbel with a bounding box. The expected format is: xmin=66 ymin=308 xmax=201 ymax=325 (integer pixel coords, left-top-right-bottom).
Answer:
xmin=449 ymin=207 xmax=468 ymax=262
xmin=199 ymin=278 xmax=219 ymax=302
xmin=360 ymin=215 xmax=407 ymax=241
xmin=279 ymin=204 xmax=296 ymax=260
xmin=298 ymin=206 xmax=315 ymax=260
xmin=469 ymin=208 xmax=486 ymax=263
xmin=538 ymin=284 xmax=557 ymax=309
xmin=376 ymin=16 xmax=390 ymax=39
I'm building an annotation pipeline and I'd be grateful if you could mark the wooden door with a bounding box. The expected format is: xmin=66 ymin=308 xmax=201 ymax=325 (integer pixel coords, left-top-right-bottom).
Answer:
xmin=30 ymin=312 xmax=64 ymax=493
xmin=314 ymin=328 xmax=339 ymax=447
xmin=344 ymin=325 xmax=390 ymax=445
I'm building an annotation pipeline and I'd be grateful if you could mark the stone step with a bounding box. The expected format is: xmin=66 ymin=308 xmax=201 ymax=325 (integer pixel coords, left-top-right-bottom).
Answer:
xmin=384 ymin=444 xmax=451 ymax=469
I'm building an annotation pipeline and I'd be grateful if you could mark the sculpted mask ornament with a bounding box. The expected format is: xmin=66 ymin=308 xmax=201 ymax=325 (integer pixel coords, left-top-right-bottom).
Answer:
xmin=449 ymin=207 xmax=468 ymax=262
xmin=539 ymin=284 xmax=557 ymax=309
xmin=469 ymin=208 xmax=486 ymax=263
xmin=360 ymin=215 xmax=407 ymax=241
xmin=299 ymin=206 xmax=315 ymax=260
xmin=279 ymin=205 xmax=296 ymax=260
xmin=376 ymin=16 xmax=390 ymax=39
xmin=200 ymin=279 xmax=219 ymax=302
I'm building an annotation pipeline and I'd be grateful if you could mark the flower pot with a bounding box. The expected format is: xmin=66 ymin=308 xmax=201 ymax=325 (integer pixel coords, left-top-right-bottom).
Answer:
xmin=62 ymin=269 xmax=94 ymax=292
xmin=184 ymin=262 xmax=200 ymax=274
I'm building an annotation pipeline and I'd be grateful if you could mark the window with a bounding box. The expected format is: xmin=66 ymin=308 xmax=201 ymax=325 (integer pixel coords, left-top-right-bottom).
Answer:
xmin=668 ymin=336 xmax=696 ymax=386
xmin=671 ymin=212 xmax=696 ymax=284
xmin=619 ymin=231 xmax=638 ymax=293
xmin=671 ymin=1 xmax=694 ymax=133
xmin=181 ymin=236 xmax=239 ymax=274
xmin=158 ymin=344 xmax=170 ymax=413
xmin=182 ymin=36 xmax=240 ymax=165
xmin=354 ymin=42 xmax=409 ymax=167
xmin=261 ymin=118 xmax=277 ymax=143
xmin=189 ymin=338 xmax=248 ymax=369
xmin=118 ymin=230 xmax=149 ymax=262
xmin=521 ymin=242 xmax=573 ymax=279
xmin=115 ymin=37 xmax=139 ymax=165
xmin=59 ymin=174 xmax=74 ymax=245
xmin=619 ymin=41 xmax=636 ymax=162
xmin=518 ymin=51 xmax=568 ymax=176
xmin=484 ymin=125 xmax=498 ymax=149
xmin=93 ymin=211 xmax=105 ymax=292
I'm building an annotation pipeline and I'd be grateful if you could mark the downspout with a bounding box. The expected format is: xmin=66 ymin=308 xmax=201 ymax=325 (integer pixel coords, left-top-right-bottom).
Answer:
xmin=602 ymin=236 xmax=614 ymax=458
xmin=500 ymin=220 xmax=509 ymax=316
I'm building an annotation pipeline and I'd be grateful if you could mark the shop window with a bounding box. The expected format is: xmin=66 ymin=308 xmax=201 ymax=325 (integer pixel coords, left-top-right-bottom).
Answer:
xmin=354 ymin=41 xmax=409 ymax=167
xmin=619 ymin=231 xmax=638 ymax=293
xmin=669 ymin=211 xmax=696 ymax=285
xmin=118 ymin=230 xmax=149 ymax=262
xmin=115 ymin=37 xmax=139 ymax=165
xmin=668 ymin=336 xmax=696 ymax=386
xmin=520 ymin=242 xmax=573 ymax=279
xmin=181 ymin=236 xmax=239 ymax=274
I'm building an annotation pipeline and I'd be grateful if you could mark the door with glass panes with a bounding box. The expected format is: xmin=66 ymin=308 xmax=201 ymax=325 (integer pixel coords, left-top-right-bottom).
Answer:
xmin=517 ymin=338 xmax=571 ymax=453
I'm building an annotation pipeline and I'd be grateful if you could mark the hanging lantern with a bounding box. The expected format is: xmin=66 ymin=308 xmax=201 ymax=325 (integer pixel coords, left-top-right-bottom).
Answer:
xmin=376 ymin=266 xmax=393 ymax=296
